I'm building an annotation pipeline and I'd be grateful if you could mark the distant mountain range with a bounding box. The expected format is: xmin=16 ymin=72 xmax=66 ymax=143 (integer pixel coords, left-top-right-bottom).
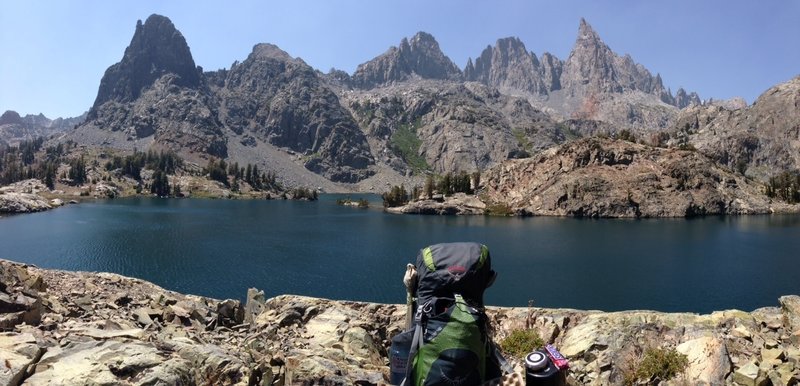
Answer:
xmin=0 ymin=110 xmax=85 ymax=147
xmin=4 ymin=14 xmax=798 ymax=190
xmin=344 ymin=19 xmax=700 ymax=110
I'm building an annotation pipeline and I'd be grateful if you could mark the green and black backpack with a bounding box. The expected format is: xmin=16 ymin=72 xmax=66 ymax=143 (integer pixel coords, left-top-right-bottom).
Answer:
xmin=400 ymin=242 xmax=512 ymax=386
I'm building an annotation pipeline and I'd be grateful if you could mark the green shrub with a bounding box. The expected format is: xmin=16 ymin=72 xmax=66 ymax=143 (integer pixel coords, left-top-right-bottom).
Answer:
xmin=618 ymin=129 xmax=637 ymax=143
xmin=499 ymin=329 xmax=544 ymax=358
xmin=624 ymin=347 xmax=688 ymax=385
xmin=485 ymin=202 xmax=513 ymax=216
xmin=512 ymin=128 xmax=533 ymax=153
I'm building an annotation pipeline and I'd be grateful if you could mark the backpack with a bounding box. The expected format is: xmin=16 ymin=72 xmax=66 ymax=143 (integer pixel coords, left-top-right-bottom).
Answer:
xmin=398 ymin=242 xmax=512 ymax=386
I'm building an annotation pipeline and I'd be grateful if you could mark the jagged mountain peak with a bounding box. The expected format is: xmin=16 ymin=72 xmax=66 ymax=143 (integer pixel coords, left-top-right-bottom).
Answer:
xmin=577 ymin=18 xmax=602 ymax=42
xmin=351 ymin=31 xmax=461 ymax=89
xmin=78 ymin=13 xmax=227 ymax=158
xmin=561 ymin=18 xmax=682 ymax=103
xmin=564 ymin=18 xmax=615 ymax=75
xmin=0 ymin=110 xmax=23 ymax=125
xmin=409 ymin=31 xmax=437 ymax=46
xmin=464 ymin=36 xmax=551 ymax=95
xmin=91 ymin=13 xmax=201 ymax=109
xmin=249 ymin=43 xmax=295 ymax=61
xmin=496 ymin=36 xmax=527 ymax=52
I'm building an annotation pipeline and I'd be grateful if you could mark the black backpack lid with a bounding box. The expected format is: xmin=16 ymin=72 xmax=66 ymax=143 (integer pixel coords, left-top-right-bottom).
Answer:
xmin=414 ymin=242 xmax=496 ymax=306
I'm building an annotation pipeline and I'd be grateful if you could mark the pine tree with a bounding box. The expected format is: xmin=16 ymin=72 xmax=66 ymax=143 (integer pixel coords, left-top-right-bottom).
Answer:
xmin=424 ymin=175 xmax=434 ymax=198
xmin=251 ymin=164 xmax=260 ymax=189
xmin=150 ymin=170 xmax=171 ymax=197
xmin=43 ymin=162 xmax=56 ymax=190
xmin=68 ymin=156 xmax=87 ymax=185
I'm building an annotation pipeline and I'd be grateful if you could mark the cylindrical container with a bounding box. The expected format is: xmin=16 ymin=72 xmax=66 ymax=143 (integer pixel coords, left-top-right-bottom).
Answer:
xmin=390 ymin=331 xmax=413 ymax=385
xmin=525 ymin=350 xmax=566 ymax=386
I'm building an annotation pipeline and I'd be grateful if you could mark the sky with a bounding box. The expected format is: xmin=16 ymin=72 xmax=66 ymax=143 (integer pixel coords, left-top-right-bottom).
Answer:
xmin=1 ymin=0 xmax=798 ymax=118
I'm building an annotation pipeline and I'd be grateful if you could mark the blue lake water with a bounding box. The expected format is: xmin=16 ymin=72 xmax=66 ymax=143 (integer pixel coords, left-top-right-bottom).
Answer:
xmin=1 ymin=195 xmax=798 ymax=313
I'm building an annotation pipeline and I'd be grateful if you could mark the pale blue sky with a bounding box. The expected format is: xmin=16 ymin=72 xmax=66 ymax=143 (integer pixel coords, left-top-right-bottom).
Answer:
xmin=1 ymin=0 xmax=798 ymax=118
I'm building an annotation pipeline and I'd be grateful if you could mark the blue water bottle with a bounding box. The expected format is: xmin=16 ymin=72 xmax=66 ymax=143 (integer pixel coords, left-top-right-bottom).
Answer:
xmin=390 ymin=331 xmax=413 ymax=384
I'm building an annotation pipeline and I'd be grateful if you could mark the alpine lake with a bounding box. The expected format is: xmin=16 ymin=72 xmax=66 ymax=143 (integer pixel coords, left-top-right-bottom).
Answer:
xmin=1 ymin=195 xmax=798 ymax=314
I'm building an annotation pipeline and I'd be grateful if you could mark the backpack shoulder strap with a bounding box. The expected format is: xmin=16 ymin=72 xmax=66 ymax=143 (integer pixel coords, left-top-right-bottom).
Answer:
xmin=401 ymin=304 xmax=428 ymax=386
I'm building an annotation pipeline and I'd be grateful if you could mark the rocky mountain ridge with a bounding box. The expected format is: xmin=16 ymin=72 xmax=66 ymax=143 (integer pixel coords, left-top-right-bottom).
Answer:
xmin=385 ymin=137 xmax=798 ymax=218
xmin=53 ymin=13 xmax=798 ymax=196
xmin=346 ymin=19 xmax=701 ymax=130
xmin=1 ymin=259 xmax=799 ymax=385
xmin=74 ymin=14 xmax=228 ymax=159
xmin=677 ymin=75 xmax=800 ymax=182
xmin=0 ymin=110 xmax=85 ymax=147
xmin=347 ymin=19 xmax=701 ymax=111
xmin=71 ymin=15 xmax=374 ymax=183
xmin=350 ymin=32 xmax=463 ymax=89
xmin=464 ymin=36 xmax=560 ymax=96
xmin=210 ymin=43 xmax=375 ymax=182
xmin=341 ymin=80 xmax=565 ymax=175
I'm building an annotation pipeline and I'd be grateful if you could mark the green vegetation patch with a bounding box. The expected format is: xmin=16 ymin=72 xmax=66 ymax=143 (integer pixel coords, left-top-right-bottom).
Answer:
xmin=382 ymin=185 xmax=410 ymax=208
xmin=485 ymin=202 xmax=514 ymax=216
xmin=512 ymin=128 xmax=533 ymax=153
xmin=390 ymin=122 xmax=430 ymax=174
xmin=624 ymin=347 xmax=689 ymax=385
xmin=499 ymin=329 xmax=544 ymax=358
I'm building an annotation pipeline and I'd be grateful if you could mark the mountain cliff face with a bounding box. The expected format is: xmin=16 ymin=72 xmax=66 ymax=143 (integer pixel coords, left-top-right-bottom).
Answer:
xmin=351 ymin=32 xmax=462 ymax=89
xmin=214 ymin=44 xmax=374 ymax=182
xmin=678 ymin=76 xmax=800 ymax=181
xmin=342 ymin=81 xmax=564 ymax=175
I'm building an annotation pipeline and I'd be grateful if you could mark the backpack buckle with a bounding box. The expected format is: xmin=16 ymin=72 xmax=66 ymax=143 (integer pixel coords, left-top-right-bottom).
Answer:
xmin=415 ymin=301 xmax=433 ymax=324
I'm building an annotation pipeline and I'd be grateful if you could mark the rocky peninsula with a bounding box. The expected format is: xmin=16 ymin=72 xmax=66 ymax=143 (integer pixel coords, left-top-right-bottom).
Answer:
xmin=387 ymin=138 xmax=800 ymax=218
xmin=1 ymin=259 xmax=798 ymax=385
xmin=0 ymin=180 xmax=57 ymax=215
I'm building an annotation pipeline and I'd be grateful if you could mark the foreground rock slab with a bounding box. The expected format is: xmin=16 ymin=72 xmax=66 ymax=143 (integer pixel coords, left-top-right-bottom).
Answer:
xmin=1 ymin=259 xmax=799 ymax=385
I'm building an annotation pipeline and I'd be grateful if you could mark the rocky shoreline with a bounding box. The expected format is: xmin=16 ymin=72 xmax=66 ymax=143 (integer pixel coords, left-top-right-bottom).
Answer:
xmin=0 ymin=177 xmax=303 ymax=216
xmin=387 ymin=138 xmax=800 ymax=218
xmin=0 ymin=180 xmax=60 ymax=215
xmin=1 ymin=259 xmax=798 ymax=385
